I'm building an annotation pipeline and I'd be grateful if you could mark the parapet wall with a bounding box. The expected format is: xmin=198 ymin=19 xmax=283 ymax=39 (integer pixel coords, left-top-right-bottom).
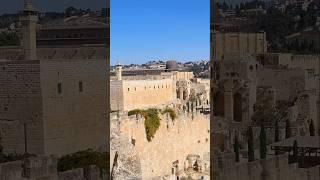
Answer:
xmin=113 ymin=111 xmax=210 ymax=179
xmin=0 ymin=156 xmax=107 ymax=180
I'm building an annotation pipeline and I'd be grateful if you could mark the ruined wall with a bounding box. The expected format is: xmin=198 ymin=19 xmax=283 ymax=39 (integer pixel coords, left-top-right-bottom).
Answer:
xmin=0 ymin=60 xmax=44 ymax=155
xmin=114 ymin=112 xmax=210 ymax=179
xmin=40 ymin=58 xmax=107 ymax=156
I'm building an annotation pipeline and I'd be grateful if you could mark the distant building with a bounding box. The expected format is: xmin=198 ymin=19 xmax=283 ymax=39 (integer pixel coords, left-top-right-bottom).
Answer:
xmin=36 ymin=15 xmax=108 ymax=46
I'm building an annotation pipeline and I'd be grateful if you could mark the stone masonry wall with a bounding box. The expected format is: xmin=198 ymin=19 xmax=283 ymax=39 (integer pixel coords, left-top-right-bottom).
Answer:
xmin=114 ymin=112 xmax=210 ymax=179
xmin=0 ymin=60 xmax=44 ymax=155
xmin=40 ymin=58 xmax=108 ymax=156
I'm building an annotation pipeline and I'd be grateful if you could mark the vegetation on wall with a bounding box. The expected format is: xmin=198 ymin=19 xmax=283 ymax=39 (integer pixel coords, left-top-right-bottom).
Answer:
xmin=128 ymin=108 xmax=161 ymax=142
xmin=57 ymin=149 xmax=108 ymax=173
xmin=162 ymin=107 xmax=177 ymax=121
xmin=128 ymin=109 xmax=143 ymax=117
xmin=128 ymin=107 xmax=177 ymax=142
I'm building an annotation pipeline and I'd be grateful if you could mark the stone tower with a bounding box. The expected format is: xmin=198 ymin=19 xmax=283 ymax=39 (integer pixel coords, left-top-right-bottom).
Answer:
xmin=20 ymin=0 xmax=38 ymax=60
xmin=116 ymin=63 xmax=122 ymax=80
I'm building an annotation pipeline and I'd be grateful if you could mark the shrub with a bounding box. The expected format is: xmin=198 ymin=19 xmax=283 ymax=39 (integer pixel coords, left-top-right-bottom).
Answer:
xmin=57 ymin=149 xmax=108 ymax=173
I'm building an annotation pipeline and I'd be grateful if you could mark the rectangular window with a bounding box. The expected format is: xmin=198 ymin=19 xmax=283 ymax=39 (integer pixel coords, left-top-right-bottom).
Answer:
xmin=58 ymin=83 xmax=62 ymax=94
xmin=79 ymin=81 xmax=83 ymax=92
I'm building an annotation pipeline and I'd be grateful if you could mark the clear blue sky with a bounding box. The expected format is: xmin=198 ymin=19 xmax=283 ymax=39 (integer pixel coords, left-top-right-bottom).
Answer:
xmin=111 ymin=0 xmax=210 ymax=65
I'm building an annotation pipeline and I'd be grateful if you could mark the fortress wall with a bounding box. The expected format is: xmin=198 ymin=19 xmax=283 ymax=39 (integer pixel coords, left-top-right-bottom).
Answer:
xmin=121 ymin=78 xmax=175 ymax=111
xmin=118 ymin=112 xmax=210 ymax=179
xmin=0 ymin=60 xmax=44 ymax=155
xmin=40 ymin=58 xmax=108 ymax=156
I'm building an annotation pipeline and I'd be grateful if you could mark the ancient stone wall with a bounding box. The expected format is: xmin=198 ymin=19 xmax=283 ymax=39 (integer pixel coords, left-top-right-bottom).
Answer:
xmin=0 ymin=60 xmax=44 ymax=155
xmin=40 ymin=58 xmax=108 ymax=156
xmin=112 ymin=112 xmax=210 ymax=179
xmin=111 ymin=78 xmax=175 ymax=111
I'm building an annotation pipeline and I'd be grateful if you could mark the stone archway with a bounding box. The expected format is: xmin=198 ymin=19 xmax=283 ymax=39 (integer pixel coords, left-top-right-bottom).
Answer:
xmin=233 ymin=93 xmax=242 ymax=122
xmin=214 ymin=91 xmax=224 ymax=116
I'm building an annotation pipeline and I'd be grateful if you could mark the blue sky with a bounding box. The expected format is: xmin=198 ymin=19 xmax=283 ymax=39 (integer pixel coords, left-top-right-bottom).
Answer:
xmin=111 ymin=0 xmax=209 ymax=65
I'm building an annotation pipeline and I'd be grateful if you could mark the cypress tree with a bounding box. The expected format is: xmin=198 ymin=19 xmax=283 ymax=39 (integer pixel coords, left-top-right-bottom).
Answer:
xmin=274 ymin=120 xmax=280 ymax=155
xmin=260 ymin=124 xmax=267 ymax=159
xmin=292 ymin=140 xmax=298 ymax=163
xmin=234 ymin=136 xmax=240 ymax=162
xmin=247 ymin=127 xmax=255 ymax=162
xmin=286 ymin=119 xmax=291 ymax=139
xmin=275 ymin=120 xmax=280 ymax=142
xmin=310 ymin=119 xmax=315 ymax=136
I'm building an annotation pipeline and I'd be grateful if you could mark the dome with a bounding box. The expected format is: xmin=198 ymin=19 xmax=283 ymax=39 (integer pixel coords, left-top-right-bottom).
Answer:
xmin=166 ymin=60 xmax=178 ymax=70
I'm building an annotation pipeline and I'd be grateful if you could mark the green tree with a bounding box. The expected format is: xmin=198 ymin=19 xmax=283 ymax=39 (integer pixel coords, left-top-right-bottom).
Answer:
xmin=247 ymin=127 xmax=255 ymax=162
xmin=260 ymin=124 xmax=267 ymax=159
xmin=309 ymin=119 xmax=315 ymax=136
xmin=234 ymin=135 xmax=240 ymax=162
xmin=274 ymin=120 xmax=280 ymax=155
xmin=286 ymin=119 xmax=291 ymax=139
xmin=292 ymin=140 xmax=298 ymax=163
xmin=0 ymin=32 xmax=20 ymax=46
